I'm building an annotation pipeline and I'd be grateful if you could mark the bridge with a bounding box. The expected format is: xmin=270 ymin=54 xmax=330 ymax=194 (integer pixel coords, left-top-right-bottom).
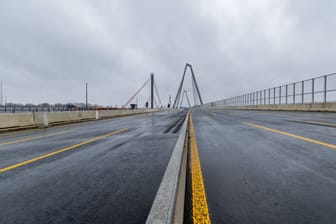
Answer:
xmin=1 ymin=65 xmax=336 ymax=224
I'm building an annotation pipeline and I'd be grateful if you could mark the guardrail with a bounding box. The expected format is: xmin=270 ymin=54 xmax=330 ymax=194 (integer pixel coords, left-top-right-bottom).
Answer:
xmin=206 ymin=73 xmax=336 ymax=107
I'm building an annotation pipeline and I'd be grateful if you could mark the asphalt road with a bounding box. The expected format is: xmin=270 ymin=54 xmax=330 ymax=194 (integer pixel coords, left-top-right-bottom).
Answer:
xmin=0 ymin=110 xmax=186 ymax=224
xmin=192 ymin=108 xmax=336 ymax=224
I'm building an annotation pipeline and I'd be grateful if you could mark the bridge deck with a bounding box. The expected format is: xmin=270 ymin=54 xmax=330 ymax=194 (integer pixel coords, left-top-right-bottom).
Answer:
xmin=1 ymin=109 xmax=336 ymax=223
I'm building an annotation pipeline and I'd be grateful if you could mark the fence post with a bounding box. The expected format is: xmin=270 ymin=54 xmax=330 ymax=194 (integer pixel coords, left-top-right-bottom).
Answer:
xmin=324 ymin=75 xmax=327 ymax=103
xmin=255 ymin=92 xmax=257 ymax=105
xmin=255 ymin=92 xmax=258 ymax=105
xmin=254 ymin=93 xmax=256 ymax=105
xmin=253 ymin=92 xmax=255 ymax=106
xmin=279 ymin=86 xmax=281 ymax=105
xmin=293 ymin=83 xmax=296 ymax=104
xmin=302 ymin=80 xmax=304 ymax=104
xmin=273 ymin=88 xmax=276 ymax=104
xmin=268 ymin=88 xmax=271 ymax=104
xmin=258 ymin=91 xmax=260 ymax=105
xmin=252 ymin=93 xmax=254 ymax=106
xmin=285 ymin=84 xmax=288 ymax=104
xmin=312 ymin=78 xmax=315 ymax=103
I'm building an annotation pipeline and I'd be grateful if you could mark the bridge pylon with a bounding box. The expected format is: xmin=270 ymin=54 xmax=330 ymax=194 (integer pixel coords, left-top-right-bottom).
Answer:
xmin=173 ymin=63 xmax=203 ymax=109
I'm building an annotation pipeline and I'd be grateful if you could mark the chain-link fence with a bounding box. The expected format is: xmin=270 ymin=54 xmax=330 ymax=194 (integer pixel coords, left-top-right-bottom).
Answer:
xmin=206 ymin=73 xmax=336 ymax=107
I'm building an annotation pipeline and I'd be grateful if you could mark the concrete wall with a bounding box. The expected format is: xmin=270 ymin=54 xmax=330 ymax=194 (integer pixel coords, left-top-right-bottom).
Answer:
xmin=0 ymin=109 xmax=164 ymax=130
xmin=0 ymin=113 xmax=34 ymax=129
xmin=97 ymin=109 xmax=155 ymax=119
xmin=34 ymin=111 xmax=96 ymax=124
xmin=207 ymin=103 xmax=336 ymax=112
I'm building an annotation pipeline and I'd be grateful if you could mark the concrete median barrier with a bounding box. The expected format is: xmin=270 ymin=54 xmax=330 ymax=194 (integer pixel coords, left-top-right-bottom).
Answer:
xmin=0 ymin=113 xmax=34 ymax=129
xmin=146 ymin=111 xmax=189 ymax=224
xmin=96 ymin=109 xmax=162 ymax=119
xmin=33 ymin=111 xmax=96 ymax=127
xmin=0 ymin=109 xmax=165 ymax=131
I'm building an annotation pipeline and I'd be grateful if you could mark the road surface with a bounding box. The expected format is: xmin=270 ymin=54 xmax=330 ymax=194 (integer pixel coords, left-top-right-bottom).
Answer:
xmin=0 ymin=110 xmax=186 ymax=224
xmin=192 ymin=108 xmax=336 ymax=224
xmin=2 ymin=108 xmax=336 ymax=224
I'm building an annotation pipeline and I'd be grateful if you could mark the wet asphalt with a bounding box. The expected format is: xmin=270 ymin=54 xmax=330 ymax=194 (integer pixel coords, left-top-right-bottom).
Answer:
xmin=192 ymin=108 xmax=336 ymax=224
xmin=0 ymin=110 xmax=186 ymax=224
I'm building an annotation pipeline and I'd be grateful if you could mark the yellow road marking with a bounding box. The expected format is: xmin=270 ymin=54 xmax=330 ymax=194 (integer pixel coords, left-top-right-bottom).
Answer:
xmin=189 ymin=114 xmax=211 ymax=224
xmin=0 ymin=131 xmax=71 ymax=147
xmin=0 ymin=128 xmax=128 ymax=173
xmin=302 ymin=120 xmax=336 ymax=127
xmin=242 ymin=122 xmax=336 ymax=149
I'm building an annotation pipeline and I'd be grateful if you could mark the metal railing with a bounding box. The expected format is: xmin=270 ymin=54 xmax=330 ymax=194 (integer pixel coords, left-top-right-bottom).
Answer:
xmin=206 ymin=73 xmax=336 ymax=107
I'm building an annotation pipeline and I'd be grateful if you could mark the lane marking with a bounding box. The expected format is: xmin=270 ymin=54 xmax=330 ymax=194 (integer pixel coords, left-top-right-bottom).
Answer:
xmin=242 ymin=122 xmax=336 ymax=149
xmin=189 ymin=114 xmax=211 ymax=223
xmin=0 ymin=128 xmax=128 ymax=173
xmin=0 ymin=131 xmax=71 ymax=147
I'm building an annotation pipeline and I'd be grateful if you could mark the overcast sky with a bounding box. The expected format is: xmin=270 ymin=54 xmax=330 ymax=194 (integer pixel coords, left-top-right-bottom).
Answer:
xmin=0 ymin=0 xmax=335 ymax=106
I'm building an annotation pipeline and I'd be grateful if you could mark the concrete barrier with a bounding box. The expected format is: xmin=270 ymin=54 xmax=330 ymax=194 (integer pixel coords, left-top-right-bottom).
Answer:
xmin=207 ymin=103 xmax=336 ymax=112
xmin=0 ymin=109 xmax=165 ymax=131
xmin=146 ymin=111 xmax=189 ymax=224
xmin=0 ymin=113 xmax=34 ymax=129
xmin=97 ymin=109 xmax=161 ymax=119
xmin=33 ymin=111 xmax=96 ymax=126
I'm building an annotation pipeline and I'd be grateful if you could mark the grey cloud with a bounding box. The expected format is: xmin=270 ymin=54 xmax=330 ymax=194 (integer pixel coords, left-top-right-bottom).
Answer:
xmin=0 ymin=0 xmax=335 ymax=106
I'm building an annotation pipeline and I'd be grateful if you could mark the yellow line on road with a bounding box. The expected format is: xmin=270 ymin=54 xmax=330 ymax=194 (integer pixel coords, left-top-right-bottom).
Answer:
xmin=242 ymin=122 xmax=336 ymax=149
xmin=0 ymin=128 xmax=128 ymax=173
xmin=0 ymin=131 xmax=71 ymax=147
xmin=189 ymin=114 xmax=211 ymax=224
